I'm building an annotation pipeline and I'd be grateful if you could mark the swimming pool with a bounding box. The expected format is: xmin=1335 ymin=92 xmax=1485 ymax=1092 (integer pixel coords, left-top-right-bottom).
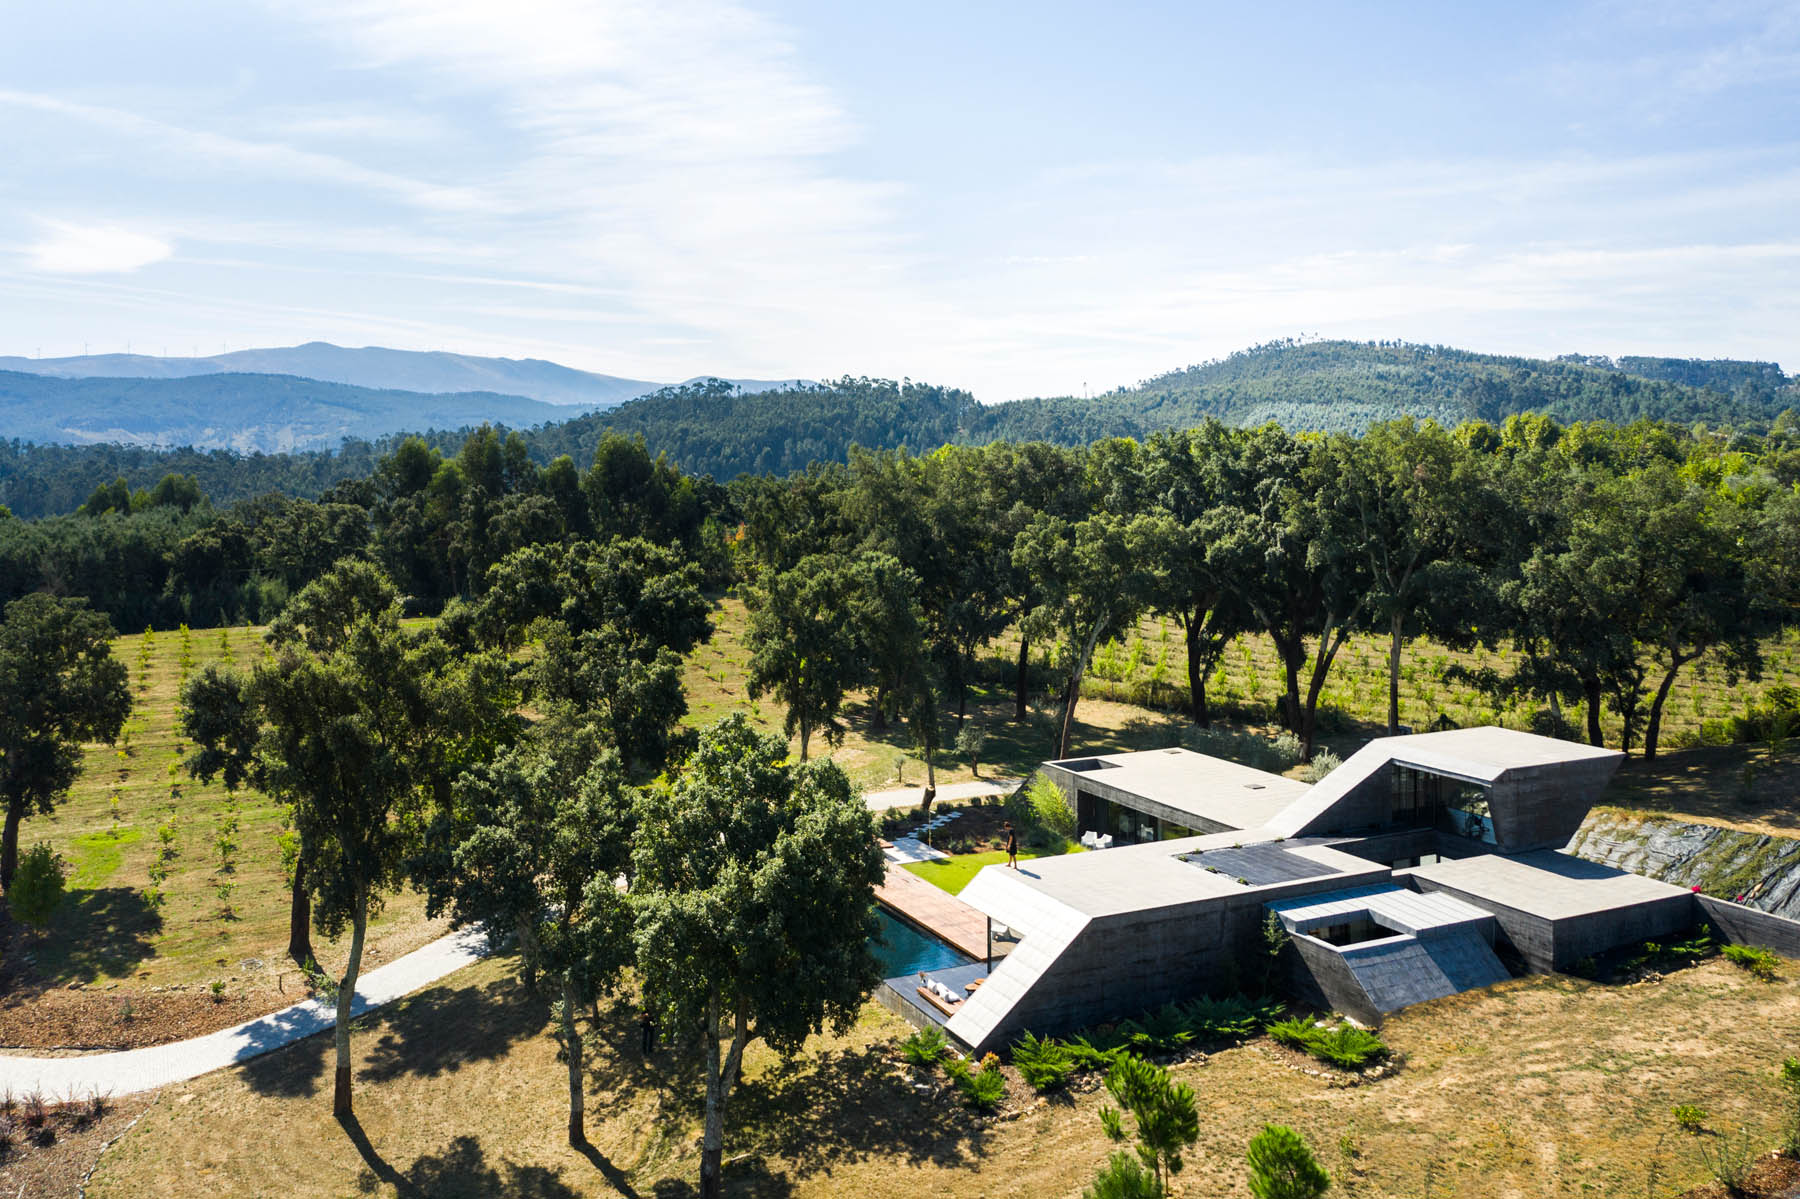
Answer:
xmin=872 ymin=907 xmax=974 ymax=977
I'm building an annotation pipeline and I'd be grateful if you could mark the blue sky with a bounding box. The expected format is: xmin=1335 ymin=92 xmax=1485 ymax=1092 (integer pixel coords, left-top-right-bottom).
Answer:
xmin=0 ymin=0 xmax=1795 ymax=399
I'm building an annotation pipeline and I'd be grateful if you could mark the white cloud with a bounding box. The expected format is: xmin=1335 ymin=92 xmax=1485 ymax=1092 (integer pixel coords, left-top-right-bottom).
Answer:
xmin=25 ymin=221 xmax=173 ymax=274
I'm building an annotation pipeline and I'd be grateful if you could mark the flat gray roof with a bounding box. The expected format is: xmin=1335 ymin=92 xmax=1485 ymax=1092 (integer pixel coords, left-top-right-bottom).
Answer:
xmin=1268 ymin=883 xmax=1494 ymax=936
xmin=1046 ymin=747 xmax=1309 ymax=830
xmin=1375 ymin=726 xmax=1622 ymax=784
xmin=967 ymin=831 xmax=1385 ymax=919
xmin=1403 ymin=849 xmax=1691 ymax=920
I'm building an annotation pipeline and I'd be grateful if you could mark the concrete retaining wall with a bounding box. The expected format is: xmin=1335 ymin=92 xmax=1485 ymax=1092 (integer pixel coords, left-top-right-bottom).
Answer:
xmin=1698 ymin=895 xmax=1800 ymax=958
xmin=1409 ymin=877 xmax=1697 ymax=972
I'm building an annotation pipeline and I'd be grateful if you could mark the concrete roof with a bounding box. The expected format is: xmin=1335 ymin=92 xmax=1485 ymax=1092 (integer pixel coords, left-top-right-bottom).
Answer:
xmin=1403 ymin=849 xmax=1691 ymax=920
xmin=962 ymin=833 xmax=1385 ymax=920
xmin=1047 ymin=747 xmax=1309 ymax=830
xmin=1373 ymin=726 xmax=1622 ymax=783
xmin=1268 ymin=883 xmax=1495 ymax=936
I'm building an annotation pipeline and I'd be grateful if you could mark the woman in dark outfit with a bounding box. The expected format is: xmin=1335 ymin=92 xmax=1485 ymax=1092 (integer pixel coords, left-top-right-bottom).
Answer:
xmin=1003 ymin=821 xmax=1018 ymax=868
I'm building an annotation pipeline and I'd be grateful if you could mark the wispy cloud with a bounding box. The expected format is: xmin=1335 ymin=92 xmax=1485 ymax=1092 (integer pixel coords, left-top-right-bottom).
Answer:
xmin=24 ymin=221 xmax=173 ymax=274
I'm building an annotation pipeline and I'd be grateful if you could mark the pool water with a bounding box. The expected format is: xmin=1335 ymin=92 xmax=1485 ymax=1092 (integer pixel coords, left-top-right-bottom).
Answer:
xmin=873 ymin=907 xmax=974 ymax=977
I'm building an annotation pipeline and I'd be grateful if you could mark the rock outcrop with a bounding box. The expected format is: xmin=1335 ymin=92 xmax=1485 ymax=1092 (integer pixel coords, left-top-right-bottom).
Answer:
xmin=1570 ymin=810 xmax=1800 ymax=920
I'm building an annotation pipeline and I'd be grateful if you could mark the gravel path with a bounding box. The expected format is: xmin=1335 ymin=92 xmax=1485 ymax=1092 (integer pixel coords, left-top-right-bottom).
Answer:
xmin=0 ymin=927 xmax=489 ymax=1097
xmin=862 ymin=777 xmax=1021 ymax=812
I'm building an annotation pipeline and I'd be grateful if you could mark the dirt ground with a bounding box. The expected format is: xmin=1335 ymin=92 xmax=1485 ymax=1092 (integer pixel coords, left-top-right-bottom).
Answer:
xmin=82 ymin=951 xmax=1800 ymax=1199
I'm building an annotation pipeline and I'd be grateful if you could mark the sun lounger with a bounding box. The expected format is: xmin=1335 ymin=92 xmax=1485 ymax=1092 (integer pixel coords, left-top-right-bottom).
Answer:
xmin=916 ymin=986 xmax=961 ymax=1017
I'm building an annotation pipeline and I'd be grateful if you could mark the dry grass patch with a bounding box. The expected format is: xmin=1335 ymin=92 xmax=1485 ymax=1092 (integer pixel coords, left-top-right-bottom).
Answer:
xmin=90 ymin=952 xmax=1800 ymax=1199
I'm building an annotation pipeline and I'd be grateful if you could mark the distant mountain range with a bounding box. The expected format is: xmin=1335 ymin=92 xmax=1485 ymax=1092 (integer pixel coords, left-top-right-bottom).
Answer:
xmin=0 ymin=342 xmax=809 ymax=453
xmin=1 ymin=340 xmax=1794 ymax=510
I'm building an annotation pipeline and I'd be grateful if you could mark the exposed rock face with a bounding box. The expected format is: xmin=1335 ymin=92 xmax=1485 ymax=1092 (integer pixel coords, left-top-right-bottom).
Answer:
xmin=1570 ymin=811 xmax=1800 ymax=920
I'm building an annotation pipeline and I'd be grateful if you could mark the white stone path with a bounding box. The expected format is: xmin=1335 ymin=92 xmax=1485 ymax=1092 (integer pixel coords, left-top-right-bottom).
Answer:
xmin=0 ymin=926 xmax=489 ymax=1097
xmin=861 ymin=777 xmax=1020 ymax=812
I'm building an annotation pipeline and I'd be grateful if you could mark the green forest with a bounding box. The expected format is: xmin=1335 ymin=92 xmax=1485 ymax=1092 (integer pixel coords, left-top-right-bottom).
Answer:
xmin=2 ymin=340 xmax=1795 ymax=518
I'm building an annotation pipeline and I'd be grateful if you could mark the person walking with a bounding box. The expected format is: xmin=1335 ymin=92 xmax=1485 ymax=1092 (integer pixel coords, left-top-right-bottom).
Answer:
xmin=1003 ymin=821 xmax=1018 ymax=869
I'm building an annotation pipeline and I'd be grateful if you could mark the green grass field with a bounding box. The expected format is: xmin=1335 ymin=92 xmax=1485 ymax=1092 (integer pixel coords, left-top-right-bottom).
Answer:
xmin=18 ymin=622 xmax=437 ymax=995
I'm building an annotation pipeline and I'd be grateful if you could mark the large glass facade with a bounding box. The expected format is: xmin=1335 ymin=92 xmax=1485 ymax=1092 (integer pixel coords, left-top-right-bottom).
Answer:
xmin=1075 ymin=790 xmax=1197 ymax=844
xmin=1390 ymin=766 xmax=1495 ymax=844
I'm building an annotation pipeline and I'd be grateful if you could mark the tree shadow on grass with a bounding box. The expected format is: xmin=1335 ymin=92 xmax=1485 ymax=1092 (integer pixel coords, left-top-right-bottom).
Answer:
xmin=34 ymin=887 xmax=163 ymax=984
xmin=729 ymin=1044 xmax=990 ymax=1178
xmin=361 ymin=969 xmax=551 ymax=1083
xmin=236 ymin=1006 xmax=332 ymax=1098
xmin=342 ymin=1118 xmax=582 ymax=1199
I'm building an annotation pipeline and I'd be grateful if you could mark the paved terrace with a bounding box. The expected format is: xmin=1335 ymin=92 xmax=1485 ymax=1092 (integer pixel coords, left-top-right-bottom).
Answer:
xmin=874 ymin=863 xmax=990 ymax=960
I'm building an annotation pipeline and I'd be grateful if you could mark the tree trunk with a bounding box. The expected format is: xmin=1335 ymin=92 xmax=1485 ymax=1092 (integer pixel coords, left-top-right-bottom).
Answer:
xmin=287 ymin=859 xmax=313 ymax=968
xmin=797 ymin=718 xmax=810 ymax=762
xmin=698 ymin=997 xmax=749 ymax=1199
xmin=1387 ymin=612 xmax=1405 ymax=735
xmin=871 ymin=684 xmax=888 ymax=732
xmin=1014 ymin=636 xmax=1030 ymax=722
xmin=1183 ymin=614 xmax=1209 ymax=728
xmin=333 ymin=901 xmax=368 ymax=1119
xmin=1643 ymin=656 xmax=1690 ymax=762
xmin=1276 ymin=637 xmax=1304 ymax=734
xmin=562 ymin=981 xmax=585 ymax=1145
xmin=1 ymin=799 xmax=22 ymax=894
xmin=1056 ymin=620 xmax=1108 ymax=760
xmin=1584 ymin=678 xmax=1605 ymax=747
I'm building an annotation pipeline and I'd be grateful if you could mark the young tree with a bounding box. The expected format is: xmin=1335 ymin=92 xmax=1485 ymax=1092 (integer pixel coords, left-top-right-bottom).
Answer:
xmin=430 ymin=734 xmax=635 ymax=1145
xmin=1084 ymin=1150 xmax=1163 ymax=1199
xmin=1246 ymin=1123 xmax=1331 ymax=1199
xmin=9 ymin=843 xmax=66 ymax=932
xmin=0 ymin=594 xmax=130 ymax=891
xmin=745 ymin=554 xmax=863 ymax=759
xmin=1098 ymin=1052 xmax=1201 ymax=1197
xmin=632 ymin=714 xmax=886 ymax=1199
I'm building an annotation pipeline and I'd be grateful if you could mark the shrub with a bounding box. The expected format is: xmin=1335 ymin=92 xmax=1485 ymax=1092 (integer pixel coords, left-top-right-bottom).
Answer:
xmin=955 ymin=724 xmax=987 ymax=774
xmin=7 ymin=843 xmax=66 ymax=931
xmin=1269 ymin=731 xmax=1305 ymax=768
xmin=1299 ymin=750 xmax=1342 ymax=783
xmin=1266 ymin=1016 xmax=1321 ymax=1052
xmin=1307 ymin=1024 xmax=1389 ymax=1069
xmin=1102 ymin=1053 xmax=1199 ymax=1195
xmin=1246 ymin=1123 xmax=1331 ymax=1199
xmin=1722 ymin=943 xmax=1780 ymax=981
xmin=945 ymin=1056 xmax=1006 ymax=1111
xmin=1083 ymin=1150 xmax=1161 ymax=1199
xmin=900 ymin=1024 xmax=948 ymax=1067
xmin=1182 ymin=994 xmax=1270 ymax=1040
xmin=1068 ymin=1035 xmax=1125 ymax=1073
xmin=1695 ymin=1126 xmax=1757 ymax=1196
xmin=1021 ymin=775 xmax=1076 ymax=842
xmin=1672 ymin=1103 xmax=1707 ymax=1133
xmin=1117 ymin=1004 xmax=1194 ymax=1054
xmin=1012 ymin=1032 xmax=1075 ymax=1092
xmin=0 ymin=1114 xmax=14 ymax=1159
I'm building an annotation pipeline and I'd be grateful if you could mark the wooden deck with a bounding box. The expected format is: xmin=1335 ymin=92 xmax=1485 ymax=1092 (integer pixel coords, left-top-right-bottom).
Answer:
xmin=874 ymin=863 xmax=990 ymax=960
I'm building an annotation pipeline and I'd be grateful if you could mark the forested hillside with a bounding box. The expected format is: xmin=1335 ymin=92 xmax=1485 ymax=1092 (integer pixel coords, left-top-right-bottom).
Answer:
xmin=2 ymin=340 xmax=1794 ymax=515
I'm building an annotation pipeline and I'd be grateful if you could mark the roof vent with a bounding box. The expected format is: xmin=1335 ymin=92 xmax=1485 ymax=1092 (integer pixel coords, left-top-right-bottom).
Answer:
xmin=1244 ymin=783 xmax=1266 ymax=790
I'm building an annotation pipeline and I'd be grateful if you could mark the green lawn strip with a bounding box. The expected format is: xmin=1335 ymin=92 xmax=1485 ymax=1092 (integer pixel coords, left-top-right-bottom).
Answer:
xmin=69 ymin=827 xmax=143 ymax=888
xmin=902 ymin=849 xmax=1045 ymax=895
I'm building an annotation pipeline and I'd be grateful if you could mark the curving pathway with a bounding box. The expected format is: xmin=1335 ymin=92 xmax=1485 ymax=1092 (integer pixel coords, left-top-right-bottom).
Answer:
xmin=0 ymin=927 xmax=490 ymax=1097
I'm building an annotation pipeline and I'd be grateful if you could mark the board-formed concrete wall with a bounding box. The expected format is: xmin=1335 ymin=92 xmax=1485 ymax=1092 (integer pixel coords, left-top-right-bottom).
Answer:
xmin=964 ymin=866 xmax=1387 ymax=1051
xmin=1698 ymin=895 xmax=1800 ymax=959
xmin=1490 ymin=756 xmax=1622 ymax=853
xmin=1408 ymin=876 xmax=1697 ymax=972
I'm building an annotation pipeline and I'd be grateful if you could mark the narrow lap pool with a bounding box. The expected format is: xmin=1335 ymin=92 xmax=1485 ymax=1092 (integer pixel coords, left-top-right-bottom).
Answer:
xmin=873 ymin=907 xmax=974 ymax=977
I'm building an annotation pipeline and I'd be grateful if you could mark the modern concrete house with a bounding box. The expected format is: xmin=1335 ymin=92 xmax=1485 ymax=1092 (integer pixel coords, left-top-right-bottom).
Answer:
xmin=885 ymin=727 xmax=1800 ymax=1054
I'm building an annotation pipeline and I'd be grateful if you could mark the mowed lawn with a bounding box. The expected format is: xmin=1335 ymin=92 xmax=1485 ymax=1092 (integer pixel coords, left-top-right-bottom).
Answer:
xmin=901 ymin=849 xmax=1047 ymax=895
xmin=89 ymin=952 xmax=1800 ymax=1198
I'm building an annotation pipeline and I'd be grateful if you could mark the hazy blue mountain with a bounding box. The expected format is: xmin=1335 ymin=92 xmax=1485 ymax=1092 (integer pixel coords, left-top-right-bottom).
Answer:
xmin=0 ymin=342 xmax=662 ymax=408
xmin=0 ymin=370 xmax=581 ymax=453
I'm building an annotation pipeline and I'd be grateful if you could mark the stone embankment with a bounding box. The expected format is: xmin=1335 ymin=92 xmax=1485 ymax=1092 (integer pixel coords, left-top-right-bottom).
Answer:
xmin=1571 ymin=810 xmax=1800 ymax=919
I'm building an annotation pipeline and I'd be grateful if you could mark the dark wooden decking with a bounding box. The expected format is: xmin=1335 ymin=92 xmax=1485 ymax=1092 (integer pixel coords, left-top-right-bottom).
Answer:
xmin=874 ymin=863 xmax=990 ymax=960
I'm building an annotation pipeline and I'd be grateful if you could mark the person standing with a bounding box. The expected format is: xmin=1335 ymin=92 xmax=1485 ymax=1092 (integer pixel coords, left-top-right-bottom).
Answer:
xmin=1003 ymin=821 xmax=1018 ymax=869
